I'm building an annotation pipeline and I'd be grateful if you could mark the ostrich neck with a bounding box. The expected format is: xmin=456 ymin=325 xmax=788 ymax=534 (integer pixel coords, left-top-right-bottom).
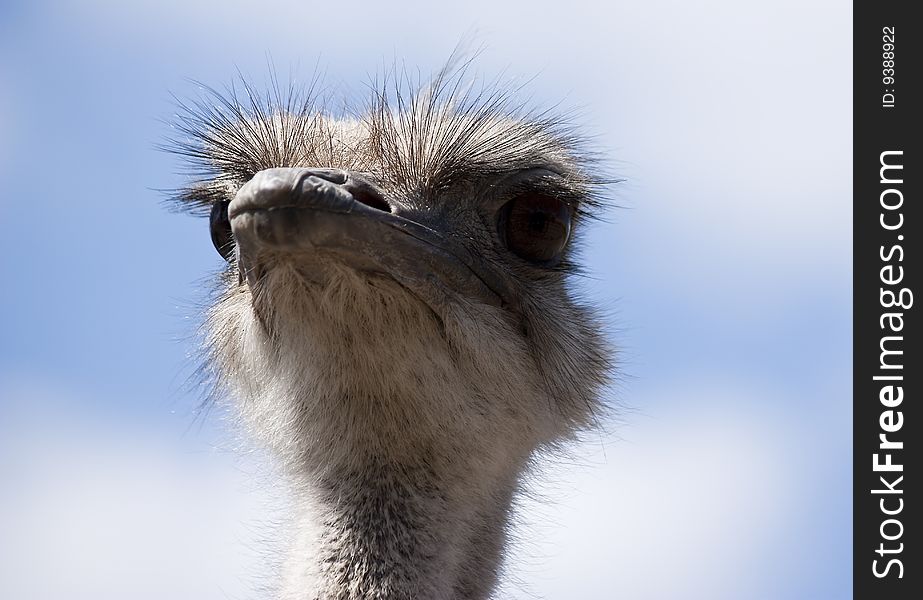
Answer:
xmin=280 ymin=405 xmax=519 ymax=600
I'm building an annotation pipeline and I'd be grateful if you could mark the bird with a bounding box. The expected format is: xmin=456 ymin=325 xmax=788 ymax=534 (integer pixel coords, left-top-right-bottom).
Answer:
xmin=167 ymin=60 xmax=613 ymax=600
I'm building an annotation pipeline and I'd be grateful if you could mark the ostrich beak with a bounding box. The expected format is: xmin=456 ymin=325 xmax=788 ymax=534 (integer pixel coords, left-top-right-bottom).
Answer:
xmin=228 ymin=167 xmax=513 ymax=311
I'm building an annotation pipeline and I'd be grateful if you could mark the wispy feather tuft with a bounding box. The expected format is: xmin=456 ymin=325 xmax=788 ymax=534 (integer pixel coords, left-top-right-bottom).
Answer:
xmin=162 ymin=59 xmax=613 ymax=219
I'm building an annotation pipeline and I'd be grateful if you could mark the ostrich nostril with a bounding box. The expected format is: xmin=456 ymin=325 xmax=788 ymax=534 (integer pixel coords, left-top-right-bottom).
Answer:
xmin=343 ymin=174 xmax=392 ymax=213
xmin=349 ymin=186 xmax=392 ymax=213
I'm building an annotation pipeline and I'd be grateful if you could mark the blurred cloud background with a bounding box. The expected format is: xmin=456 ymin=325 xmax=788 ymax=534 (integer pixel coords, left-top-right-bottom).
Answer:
xmin=0 ymin=0 xmax=850 ymax=598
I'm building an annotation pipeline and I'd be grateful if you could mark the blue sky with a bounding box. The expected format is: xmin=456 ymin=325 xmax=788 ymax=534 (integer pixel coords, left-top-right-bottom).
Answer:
xmin=0 ymin=1 xmax=851 ymax=598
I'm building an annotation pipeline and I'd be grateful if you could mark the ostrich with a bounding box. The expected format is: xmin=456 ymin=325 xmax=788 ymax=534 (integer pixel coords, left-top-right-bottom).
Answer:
xmin=168 ymin=63 xmax=612 ymax=600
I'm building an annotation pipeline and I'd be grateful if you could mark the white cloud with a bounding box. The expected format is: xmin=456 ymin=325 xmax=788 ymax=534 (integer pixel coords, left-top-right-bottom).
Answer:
xmin=504 ymin=384 xmax=801 ymax=599
xmin=0 ymin=382 xmax=278 ymax=600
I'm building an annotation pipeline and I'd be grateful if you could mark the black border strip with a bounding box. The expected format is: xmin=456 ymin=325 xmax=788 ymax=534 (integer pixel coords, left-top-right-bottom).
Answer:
xmin=854 ymin=1 xmax=919 ymax=597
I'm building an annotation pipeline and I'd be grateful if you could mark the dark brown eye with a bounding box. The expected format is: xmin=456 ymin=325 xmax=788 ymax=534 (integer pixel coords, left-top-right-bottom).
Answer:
xmin=499 ymin=193 xmax=572 ymax=263
xmin=209 ymin=200 xmax=234 ymax=261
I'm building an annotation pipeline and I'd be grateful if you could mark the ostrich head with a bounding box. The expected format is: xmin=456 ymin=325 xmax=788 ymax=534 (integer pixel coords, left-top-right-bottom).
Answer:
xmin=169 ymin=65 xmax=612 ymax=599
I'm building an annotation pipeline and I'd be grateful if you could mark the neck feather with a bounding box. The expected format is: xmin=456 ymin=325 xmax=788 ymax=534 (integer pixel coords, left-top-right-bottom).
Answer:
xmin=280 ymin=448 xmax=518 ymax=600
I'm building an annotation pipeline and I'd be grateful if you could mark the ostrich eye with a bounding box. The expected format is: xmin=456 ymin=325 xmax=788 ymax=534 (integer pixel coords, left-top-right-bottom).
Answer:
xmin=499 ymin=193 xmax=572 ymax=263
xmin=209 ymin=200 xmax=234 ymax=261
